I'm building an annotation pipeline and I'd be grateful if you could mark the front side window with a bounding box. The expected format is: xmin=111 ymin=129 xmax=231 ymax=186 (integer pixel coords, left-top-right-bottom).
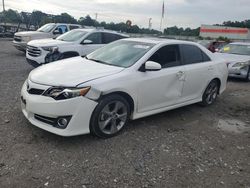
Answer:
xmin=86 ymin=40 xmax=155 ymax=68
xmin=57 ymin=30 xmax=88 ymax=42
xmin=85 ymin=33 xmax=102 ymax=44
xmin=181 ymin=44 xmax=204 ymax=65
xmin=148 ymin=45 xmax=181 ymax=68
xmin=54 ymin=25 xmax=68 ymax=34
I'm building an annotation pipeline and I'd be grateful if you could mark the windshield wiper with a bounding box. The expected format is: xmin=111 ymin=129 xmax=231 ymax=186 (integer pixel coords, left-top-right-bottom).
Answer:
xmin=87 ymin=58 xmax=109 ymax=65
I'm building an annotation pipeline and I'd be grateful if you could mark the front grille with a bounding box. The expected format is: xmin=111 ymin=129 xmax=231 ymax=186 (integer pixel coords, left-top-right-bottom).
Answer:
xmin=28 ymin=88 xmax=45 ymax=95
xmin=14 ymin=35 xmax=21 ymax=42
xmin=27 ymin=45 xmax=41 ymax=57
xmin=34 ymin=114 xmax=57 ymax=126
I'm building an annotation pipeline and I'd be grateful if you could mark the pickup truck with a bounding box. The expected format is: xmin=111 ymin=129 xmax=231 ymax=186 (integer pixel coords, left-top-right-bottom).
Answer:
xmin=13 ymin=23 xmax=81 ymax=52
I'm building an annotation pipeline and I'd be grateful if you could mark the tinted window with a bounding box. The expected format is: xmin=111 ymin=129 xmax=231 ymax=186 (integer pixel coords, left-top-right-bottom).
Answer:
xmin=181 ymin=44 xmax=204 ymax=65
xmin=148 ymin=45 xmax=181 ymax=68
xmin=103 ymin=33 xmax=126 ymax=44
xmin=85 ymin=33 xmax=102 ymax=44
xmin=55 ymin=25 xmax=68 ymax=34
xmin=202 ymin=51 xmax=211 ymax=62
xmin=69 ymin=25 xmax=80 ymax=30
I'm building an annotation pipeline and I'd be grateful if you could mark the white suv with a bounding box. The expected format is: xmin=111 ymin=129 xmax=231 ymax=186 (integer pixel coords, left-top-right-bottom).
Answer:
xmin=13 ymin=23 xmax=81 ymax=52
xmin=26 ymin=29 xmax=128 ymax=66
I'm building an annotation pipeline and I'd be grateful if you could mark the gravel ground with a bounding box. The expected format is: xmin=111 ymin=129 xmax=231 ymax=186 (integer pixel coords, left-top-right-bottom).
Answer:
xmin=0 ymin=40 xmax=250 ymax=188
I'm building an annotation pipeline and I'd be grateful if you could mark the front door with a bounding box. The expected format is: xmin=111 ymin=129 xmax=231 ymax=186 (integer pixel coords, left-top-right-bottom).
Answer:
xmin=81 ymin=32 xmax=104 ymax=56
xmin=137 ymin=45 xmax=185 ymax=113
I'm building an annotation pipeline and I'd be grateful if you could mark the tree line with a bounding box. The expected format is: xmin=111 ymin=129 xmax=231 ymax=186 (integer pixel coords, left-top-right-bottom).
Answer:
xmin=1 ymin=9 xmax=249 ymax=36
xmin=0 ymin=9 xmax=160 ymax=34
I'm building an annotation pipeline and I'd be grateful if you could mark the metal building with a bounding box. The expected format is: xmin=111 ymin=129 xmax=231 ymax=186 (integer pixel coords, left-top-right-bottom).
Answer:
xmin=200 ymin=24 xmax=250 ymax=40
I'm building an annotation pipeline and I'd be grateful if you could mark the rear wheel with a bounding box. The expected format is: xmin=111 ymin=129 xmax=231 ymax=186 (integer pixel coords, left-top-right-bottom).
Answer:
xmin=90 ymin=94 xmax=130 ymax=138
xmin=201 ymin=80 xmax=219 ymax=106
xmin=246 ymin=66 xmax=250 ymax=82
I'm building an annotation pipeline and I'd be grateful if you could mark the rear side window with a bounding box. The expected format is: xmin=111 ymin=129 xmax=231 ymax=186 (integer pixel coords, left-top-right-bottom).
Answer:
xmin=181 ymin=44 xmax=211 ymax=64
xmin=102 ymin=33 xmax=126 ymax=44
xmin=148 ymin=45 xmax=181 ymax=68
xmin=69 ymin=25 xmax=80 ymax=30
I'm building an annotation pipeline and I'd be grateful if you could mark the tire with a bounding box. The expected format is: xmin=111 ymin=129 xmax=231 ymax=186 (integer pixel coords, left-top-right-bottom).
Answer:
xmin=245 ymin=66 xmax=250 ymax=82
xmin=90 ymin=94 xmax=131 ymax=138
xmin=201 ymin=80 xmax=219 ymax=106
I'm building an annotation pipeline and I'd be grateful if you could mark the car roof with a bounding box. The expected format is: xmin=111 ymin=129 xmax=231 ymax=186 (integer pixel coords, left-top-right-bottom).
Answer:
xmin=229 ymin=42 xmax=250 ymax=46
xmin=123 ymin=37 xmax=199 ymax=45
xmin=72 ymin=28 xmax=128 ymax=37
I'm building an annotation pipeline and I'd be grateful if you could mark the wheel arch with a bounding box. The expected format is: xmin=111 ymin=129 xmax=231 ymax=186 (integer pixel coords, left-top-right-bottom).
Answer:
xmin=99 ymin=91 xmax=135 ymax=115
xmin=61 ymin=51 xmax=80 ymax=58
xmin=212 ymin=78 xmax=221 ymax=94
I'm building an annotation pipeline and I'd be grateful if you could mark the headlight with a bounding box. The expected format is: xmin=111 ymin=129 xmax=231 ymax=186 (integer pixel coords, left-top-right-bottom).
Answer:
xmin=22 ymin=36 xmax=31 ymax=42
xmin=43 ymin=87 xmax=91 ymax=100
xmin=232 ymin=61 xmax=250 ymax=67
xmin=42 ymin=46 xmax=59 ymax=52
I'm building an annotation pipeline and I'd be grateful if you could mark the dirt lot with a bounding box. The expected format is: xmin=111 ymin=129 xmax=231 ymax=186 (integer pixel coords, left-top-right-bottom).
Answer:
xmin=0 ymin=40 xmax=250 ymax=188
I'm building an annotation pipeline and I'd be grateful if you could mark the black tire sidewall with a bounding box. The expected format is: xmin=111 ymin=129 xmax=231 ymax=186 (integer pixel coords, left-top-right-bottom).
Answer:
xmin=246 ymin=66 xmax=250 ymax=81
xmin=90 ymin=94 xmax=131 ymax=138
xmin=201 ymin=80 xmax=219 ymax=106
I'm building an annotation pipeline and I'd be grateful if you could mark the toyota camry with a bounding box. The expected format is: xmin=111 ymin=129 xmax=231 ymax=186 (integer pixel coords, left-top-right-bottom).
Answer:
xmin=21 ymin=38 xmax=228 ymax=138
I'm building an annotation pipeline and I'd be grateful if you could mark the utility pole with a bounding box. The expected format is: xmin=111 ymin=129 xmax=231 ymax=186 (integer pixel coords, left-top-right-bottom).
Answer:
xmin=2 ymin=0 xmax=5 ymax=11
xmin=148 ymin=18 xmax=152 ymax=30
xmin=95 ymin=13 xmax=98 ymax=21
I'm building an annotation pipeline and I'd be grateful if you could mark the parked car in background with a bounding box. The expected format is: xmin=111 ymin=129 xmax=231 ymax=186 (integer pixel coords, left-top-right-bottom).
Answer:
xmin=26 ymin=29 xmax=128 ymax=66
xmin=21 ymin=38 xmax=228 ymax=138
xmin=197 ymin=40 xmax=228 ymax=53
xmin=13 ymin=23 xmax=81 ymax=52
xmin=217 ymin=42 xmax=250 ymax=81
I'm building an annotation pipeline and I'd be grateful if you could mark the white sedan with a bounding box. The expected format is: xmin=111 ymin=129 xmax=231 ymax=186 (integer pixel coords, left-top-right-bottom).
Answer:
xmin=21 ymin=38 xmax=228 ymax=138
xmin=217 ymin=42 xmax=250 ymax=81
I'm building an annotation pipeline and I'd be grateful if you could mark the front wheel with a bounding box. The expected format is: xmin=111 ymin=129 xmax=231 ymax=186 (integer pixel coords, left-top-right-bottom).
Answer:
xmin=90 ymin=94 xmax=130 ymax=138
xmin=201 ymin=80 xmax=219 ymax=106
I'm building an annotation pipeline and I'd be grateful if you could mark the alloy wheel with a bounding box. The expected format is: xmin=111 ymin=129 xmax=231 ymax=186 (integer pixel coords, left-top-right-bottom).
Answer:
xmin=98 ymin=101 xmax=128 ymax=135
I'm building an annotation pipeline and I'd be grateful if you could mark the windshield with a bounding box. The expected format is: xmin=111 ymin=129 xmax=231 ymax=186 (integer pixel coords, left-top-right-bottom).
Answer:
xmin=219 ymin=44 xmax=250 ymax=56
xmin=86 ymin=40 xmax=155 ymax=68
xmin=57 ymin=30 xmax=88 ymax=42
xmin=37 ymin=24 xmax=56 ymax=33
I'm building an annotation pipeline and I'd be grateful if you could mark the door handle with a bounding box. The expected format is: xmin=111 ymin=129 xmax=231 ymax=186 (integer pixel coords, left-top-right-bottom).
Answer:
xmin=208 ymin=66 xmax=214 ymax=71
xmin=176 ymin=71 xmax=184 ymax=78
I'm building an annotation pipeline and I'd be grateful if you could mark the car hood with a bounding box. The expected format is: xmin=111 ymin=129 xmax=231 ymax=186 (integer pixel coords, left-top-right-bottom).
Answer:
xmin=216 ymin=53 xmax=250 ymax=65
xmin=29 ymin=57 xmax=124 ymax=87
xmin=15 ymin=31 xmax=51 ymax=39
xmin=28 ymin=38 xmax=71 ymax=47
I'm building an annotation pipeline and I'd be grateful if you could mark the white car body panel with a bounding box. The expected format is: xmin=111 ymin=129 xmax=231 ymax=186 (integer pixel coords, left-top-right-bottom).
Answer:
xmin=216 ymin=42 xmax=250 ymax=79
xmin=26 ymin=29 xmax=128 ymax=65
xmin=21 ymin=38 xmax=228 ymax=136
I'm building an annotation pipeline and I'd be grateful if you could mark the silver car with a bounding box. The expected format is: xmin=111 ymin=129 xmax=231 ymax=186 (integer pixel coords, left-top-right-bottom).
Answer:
xmin=218 ymin=42 xmax=250 ymax=81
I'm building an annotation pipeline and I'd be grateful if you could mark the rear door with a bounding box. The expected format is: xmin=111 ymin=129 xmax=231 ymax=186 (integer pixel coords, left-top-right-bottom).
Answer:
xmin=137 ymin=44 xmax=185 ymax=113
xmin=179 ymin=44 xmax=214 ymax=102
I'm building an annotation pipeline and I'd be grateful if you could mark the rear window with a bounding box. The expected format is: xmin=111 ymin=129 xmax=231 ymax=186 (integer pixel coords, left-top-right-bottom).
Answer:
xmin=103 ymin=33 xmax=127 ymax=44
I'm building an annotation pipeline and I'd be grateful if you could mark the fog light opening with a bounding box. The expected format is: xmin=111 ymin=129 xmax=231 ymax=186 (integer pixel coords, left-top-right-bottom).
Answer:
xmin=57 ymin=118 xmax=68 ymax=128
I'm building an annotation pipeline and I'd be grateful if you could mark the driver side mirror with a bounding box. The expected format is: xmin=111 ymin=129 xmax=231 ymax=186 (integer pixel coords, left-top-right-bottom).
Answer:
xmin=53 ymin=30 xmax=61 ymax=35
xmin=139 ymin=61 xmax=162 ymax=72
xmin=82 ymin=39 xmax=93 ymax=45
xmin=145 ymin=61 xmax=162 ymax=71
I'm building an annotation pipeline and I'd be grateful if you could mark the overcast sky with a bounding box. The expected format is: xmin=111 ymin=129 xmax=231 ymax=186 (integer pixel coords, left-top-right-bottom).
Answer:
xmin=3 ymin=0 xmax=250 ymax=29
